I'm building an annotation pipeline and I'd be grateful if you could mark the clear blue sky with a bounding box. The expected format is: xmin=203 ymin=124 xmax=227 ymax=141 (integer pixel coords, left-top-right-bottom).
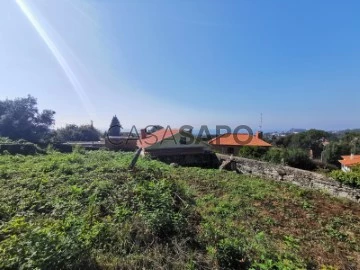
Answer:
xmin=1 ymin=0 xmax=359 ymax=131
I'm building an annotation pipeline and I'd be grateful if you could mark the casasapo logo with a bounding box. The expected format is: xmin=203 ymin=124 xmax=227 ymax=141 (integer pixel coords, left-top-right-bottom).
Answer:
xmin=107 ymin=124 xmax=254 ymax=146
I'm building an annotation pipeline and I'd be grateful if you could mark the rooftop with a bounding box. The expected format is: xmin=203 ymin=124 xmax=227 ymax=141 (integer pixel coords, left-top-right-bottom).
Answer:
xmin=137 ymin=128 xmax=180 ymax=148
xmin=339 ymin=155 xmax=360 ymax=167
xmin=208 ymin=133 xmax=272 ymax=147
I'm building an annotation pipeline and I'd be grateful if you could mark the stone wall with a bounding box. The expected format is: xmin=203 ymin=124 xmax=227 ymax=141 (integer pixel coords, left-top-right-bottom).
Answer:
xmin=155 ymin=152 xmax=220 ymax=168
xmin=0 ymin=143 xmax=43 ymax=155
xmin=217 ymin=154 xmax=360 ymax=203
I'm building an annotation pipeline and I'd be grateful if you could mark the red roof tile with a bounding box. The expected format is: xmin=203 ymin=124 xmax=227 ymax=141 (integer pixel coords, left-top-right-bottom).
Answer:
xmin=208 ymin=133 xmax=271 ymax=147
xmin=339 ymin=155 xmax=360 ymax=167
xmin=137 ymin=128 xmax=180 ymax=148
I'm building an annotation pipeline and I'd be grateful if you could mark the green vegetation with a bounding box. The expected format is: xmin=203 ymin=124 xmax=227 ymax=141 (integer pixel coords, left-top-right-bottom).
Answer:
xmin=238 ymin=146 xmax=316 ymax=171
xmin=270 ymin=129 xmax=360 ymax=166
xmin=0 ymin=137 xmax=44 ymax=155
xmin=0 ymin=95 xmax=55 ymax=143
xmin=331 ymin=166 xmax=360 ymax=188
xmin=271 ymin=129 xmax=332 ymax=158
xmin=107 ymin=115 xmax=122 ymax=137
xmin=1 ymin=151 xmax=359 ymax=269
xmin=53 ymin=124 xmax=101 ymax=142
xmin=0 ymin=95 xmax=103 ymax=144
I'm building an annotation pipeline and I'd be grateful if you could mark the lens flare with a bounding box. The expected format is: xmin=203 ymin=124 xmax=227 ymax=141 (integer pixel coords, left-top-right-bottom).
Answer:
xmin=15 ymin=0 xmax=96 ymax=119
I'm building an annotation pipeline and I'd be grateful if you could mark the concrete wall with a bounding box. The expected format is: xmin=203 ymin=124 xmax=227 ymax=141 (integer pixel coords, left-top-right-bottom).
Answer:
xmin=217 ymin=154 xmax=360 ymax=203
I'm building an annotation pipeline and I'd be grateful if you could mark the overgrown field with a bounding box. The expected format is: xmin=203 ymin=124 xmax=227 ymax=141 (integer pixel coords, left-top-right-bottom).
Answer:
xmin=0 ymin=150 xmax=359 ymax=269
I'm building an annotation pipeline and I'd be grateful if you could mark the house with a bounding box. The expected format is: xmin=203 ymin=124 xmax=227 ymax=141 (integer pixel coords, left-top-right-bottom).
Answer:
xmin=137 ymin=127 xmax=217 ymax=167
xmin=339 ymin=154 xmax=360 ymax=172
xmin=208 ymin=131 xmax=271 ymax=155
xmin=105 ymin=136 xmax=138 ymax=151
xmin=137 ymin=128 xmax=212 ymax=156
xmin=104 ymin=116 xmax=138 ymax=151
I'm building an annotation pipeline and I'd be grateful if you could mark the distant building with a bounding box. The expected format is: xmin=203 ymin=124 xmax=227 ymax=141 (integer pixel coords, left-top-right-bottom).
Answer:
xmin=105 ymin=136 xmax=138 ymax=151
xmin=339 ymin=154 xmax=360 ymax=172
xmin=137 ymin=128 xmax=217 ymax=167
xmin=104 ymin=116 xmax=138 ymax=151
xmin=208 ymin=131 xmax=271 ymax=155
xmin=137 ymin=128 xmax=211 ymax=156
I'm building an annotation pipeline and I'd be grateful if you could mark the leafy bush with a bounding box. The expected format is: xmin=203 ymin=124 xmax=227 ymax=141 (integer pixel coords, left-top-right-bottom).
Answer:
xmin=330 ymin=166 xmax=360 ymax=188
xmin=0 ymin=137 xmax=14 ymax=143
xmin=0 ymin=143 xmax=44 ymax=155
xmin=264 ymin=147 xmax=285 ymax=164
xmin=0 ymin=151 xmax=359 ymax=269
xmin=0 ymin=151 xmax=198 ymax=269
xmin=238 ymin=146 xmax=269 ymax=159
xmin=53 ymin=124 xmax=101 ymax=142
xmin=284 ymin=148 xmax=316 ymax=170
xmin=264 ymin=147 xmax=316 ymax=170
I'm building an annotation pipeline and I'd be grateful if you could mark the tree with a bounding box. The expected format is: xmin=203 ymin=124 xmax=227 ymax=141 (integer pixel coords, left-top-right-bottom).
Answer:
xmin=54 ymin=124 xmax=101 ymax=142
xmin=284 ymin=148 xmax=316 ymax=170
xmin=323 ymin=142 xmax=351 ymax=165
xmin=0 ymin=95 xmax=55 ymax=143
xmin=273 ymin=129 xmax=332 ymax=159
xmin=108 ymin=115 xmax=122 ymax=136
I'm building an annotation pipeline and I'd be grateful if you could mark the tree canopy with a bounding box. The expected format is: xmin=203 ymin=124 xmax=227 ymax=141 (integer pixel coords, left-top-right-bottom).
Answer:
xmin=0 ymin=95 xmax=55 ymax=143
xmin=54 ymin=124 xmax=101 ymax=142
xmin=273 ymin=129 xmax=332 ymax=158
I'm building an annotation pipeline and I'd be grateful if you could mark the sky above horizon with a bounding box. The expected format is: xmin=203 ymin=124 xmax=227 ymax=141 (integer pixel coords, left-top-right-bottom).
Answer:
xmin=0 ymin=0 xmax=359 ymax=132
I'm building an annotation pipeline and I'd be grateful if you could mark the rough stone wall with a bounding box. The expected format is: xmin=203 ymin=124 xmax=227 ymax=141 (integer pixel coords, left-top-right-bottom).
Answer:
xmin=155 ymin=153 xmax=220 ymax=168
xmin=217 ymin=154 xmax=360 ymax=203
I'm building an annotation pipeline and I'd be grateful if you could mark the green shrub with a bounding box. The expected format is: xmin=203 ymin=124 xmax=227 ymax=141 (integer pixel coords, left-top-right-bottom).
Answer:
xmin=284 ymin=148 xmax=316 ymax=170
xmin=216 ymin=238 xmax=249 ymax=269
xmin=0 ymin=151 xmax=358 ymax=269
xmin=330 ymin=166 xmax=360 ymax=188
xmin=238 ymin=146 xmax=269 ymax=159
xmin=264 ymin=147 xmax=316 ymax=170
xmin=0 ymin=143 xmax=44 ymax=155
xmin=264 ymin=147 xmax=285 ymax=164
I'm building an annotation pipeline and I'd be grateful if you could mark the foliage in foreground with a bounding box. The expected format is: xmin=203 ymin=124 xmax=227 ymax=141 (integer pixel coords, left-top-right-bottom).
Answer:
xmin=331 ymin=166 xmax=360 ymax=188
xmin=0 ymin=151 xmax=359 ymax=269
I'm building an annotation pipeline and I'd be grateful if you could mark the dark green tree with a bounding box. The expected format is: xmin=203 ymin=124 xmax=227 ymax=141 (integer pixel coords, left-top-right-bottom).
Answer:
xmin=108 ymin=115 xmax=122 ymax=136
xmin=274 ymin=129 xmax=332 ymax=158
xmin=0 ymin=95 xmax=55 ymax=143
xmin=323 ymin=142 xmax=351 ymax=165
xmin=54 ymin=124 xmax=101 ymax=142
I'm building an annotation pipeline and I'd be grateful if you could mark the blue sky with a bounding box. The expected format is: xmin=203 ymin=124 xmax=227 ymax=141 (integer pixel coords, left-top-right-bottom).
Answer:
xmin=1 ymin=0 xmax=359 ymax=131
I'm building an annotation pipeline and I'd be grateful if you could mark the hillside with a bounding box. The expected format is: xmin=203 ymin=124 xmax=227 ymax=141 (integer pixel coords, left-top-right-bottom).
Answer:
xmin=0 ymin=150 xmax=359 ymax=269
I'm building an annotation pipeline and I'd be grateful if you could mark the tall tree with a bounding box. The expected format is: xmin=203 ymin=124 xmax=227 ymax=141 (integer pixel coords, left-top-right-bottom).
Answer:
xmin=108 ymin=115 xmax=122 ymax=136
xmin=0 ymin=95 xmax=55 ymax=143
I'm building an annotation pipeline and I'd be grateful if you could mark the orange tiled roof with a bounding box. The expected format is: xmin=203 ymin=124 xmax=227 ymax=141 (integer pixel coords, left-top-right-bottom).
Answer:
xmin=339 ymin=155 xmax=360 ymax=167
xmin=208 ymin=133 xmax=271 ymax=147
xmin=137 ymin=128 xmax=180 ymax=148
xmin=341 ymin=155 xmax=360 ymax=160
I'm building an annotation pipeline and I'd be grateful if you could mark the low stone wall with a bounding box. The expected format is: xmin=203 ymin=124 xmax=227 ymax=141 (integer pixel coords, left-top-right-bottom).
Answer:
xmin=217 ymin=154 xmax=360 ymax=203
xmin=155 ymin=152 xmax=220 ymax=168
xmin=0 ymin=143 xmax=44 ymax=155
